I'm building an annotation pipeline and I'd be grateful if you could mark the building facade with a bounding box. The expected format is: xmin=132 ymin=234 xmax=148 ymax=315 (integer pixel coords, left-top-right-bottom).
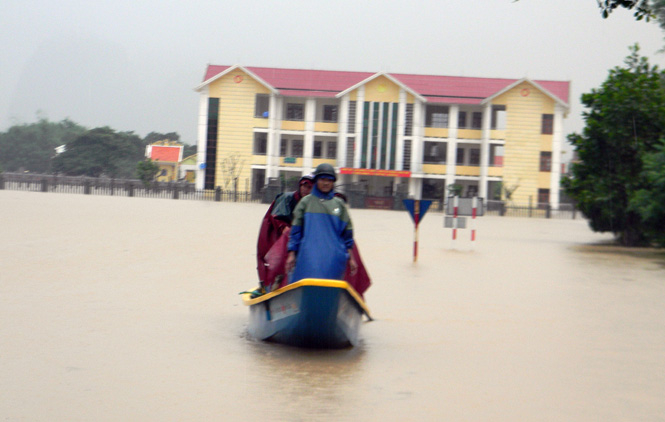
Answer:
xmin=194 ymin=65 xmax=569 ymax=207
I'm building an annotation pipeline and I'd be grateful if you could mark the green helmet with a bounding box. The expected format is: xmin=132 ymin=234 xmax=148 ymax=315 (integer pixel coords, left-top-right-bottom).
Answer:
xmin=313 ymin=163 xmax=336 ymax=181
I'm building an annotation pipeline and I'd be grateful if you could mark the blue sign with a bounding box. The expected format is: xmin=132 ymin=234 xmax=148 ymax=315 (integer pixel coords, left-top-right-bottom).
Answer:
xmin=403 ymin=199 xmax=432 ymax=224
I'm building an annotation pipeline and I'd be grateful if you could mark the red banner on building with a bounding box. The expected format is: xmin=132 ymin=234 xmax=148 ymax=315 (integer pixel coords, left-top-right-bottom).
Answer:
xmin=339 ymin=168 xmax=411 ymax=178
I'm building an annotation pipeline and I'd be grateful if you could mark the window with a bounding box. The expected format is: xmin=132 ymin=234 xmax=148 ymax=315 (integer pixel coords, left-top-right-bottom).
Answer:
xmin=323 ymin=105 xmax=338 ymax=122
xmin=253 ymin=133 xmax=267 ymax=155
xmin=458 ymin=111 xmax=467 ymax=128
xmin=540 ymin=151 xmax=552 ymax=172
xmin=313 ymin=141 xmax=323 ymax=158
xmin=456 ymin=148 xmax=465 ymax=165
xmin=327 ymin=141 xmax=337 ymax=159
xmin=280 ymin=140 xmax=287 ymax=156
xmin=291 ymin=139 xmax=303 ymax=157
xmin=470 ymin=149 xmax=480 ymax=166
xmin=490 ymin=145 xmax=504 ymax=166
xmin=491 ymin=105 xmax=506 ymax=129
xmin=426 ymin=105 xmax=449 ymax=128
xmin=423 ymin=141 xmax=446 ymax=163
xmin=286 ymin=103 xmax=304 ymax=120
xmin=255 ymin=94 xmax=269 ymax=118
xmin=471 ymin=112 xmax=482 ymax=129
xmin=542 ymin=114 xmax=553 ymax=134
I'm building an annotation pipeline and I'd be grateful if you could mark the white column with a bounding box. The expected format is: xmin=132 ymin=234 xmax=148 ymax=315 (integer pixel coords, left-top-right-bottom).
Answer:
xmin=550 ymin=104 xmax=565 ymax=208
xmin=337 ymin=95 xmax=349 ymax=168
xmin=265 ymin=93 xmax=277 ymax=183
xmin=479 ymin=103 xmax=491 ymax=199
xmin=396 ymin=89 xmax=406 ymax=171
xmin=303 ymin=98 xmax=316 ymax=173
xmin=195 ymin=86 xmax=209 ymax=191
xmin=409 ymin=99 xmax=424 ymax=198
xmin=354 ymin=87 xmax=365 ymax=168
xmin=268 ymin=97 xmax=283 ymax=179
xmin=446 ymin=105 xmax=459 ymax=197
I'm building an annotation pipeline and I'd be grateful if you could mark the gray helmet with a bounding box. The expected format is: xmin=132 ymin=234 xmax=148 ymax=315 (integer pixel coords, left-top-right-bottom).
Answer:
xmin=313 ymin=163 xmax=336 ymax=181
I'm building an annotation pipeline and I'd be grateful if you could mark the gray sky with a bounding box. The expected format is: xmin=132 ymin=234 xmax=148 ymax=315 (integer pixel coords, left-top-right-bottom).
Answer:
xmin=2 ymin=0 xmax=665 ymax=152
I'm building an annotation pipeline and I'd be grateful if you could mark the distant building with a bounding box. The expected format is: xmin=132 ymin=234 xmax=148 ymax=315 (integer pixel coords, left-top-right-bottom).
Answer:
xmin=178 ymin=154 xmax=197 ymax=183
xmin=145 ymin=141 xmax=183 ymax=182
xmin=194 ymin=65 xmax=569 ymax=207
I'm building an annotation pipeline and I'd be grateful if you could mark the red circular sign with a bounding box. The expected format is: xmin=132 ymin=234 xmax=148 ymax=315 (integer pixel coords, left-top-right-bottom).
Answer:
xmin=520 ymin=88 xmax=530 ymax=97
xmin=234 ymin=75 xmax=243 ymax=83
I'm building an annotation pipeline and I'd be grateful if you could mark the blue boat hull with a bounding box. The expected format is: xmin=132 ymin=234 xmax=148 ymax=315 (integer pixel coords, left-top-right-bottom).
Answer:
xmin=242 ymin=279 xmax=371 ymax=348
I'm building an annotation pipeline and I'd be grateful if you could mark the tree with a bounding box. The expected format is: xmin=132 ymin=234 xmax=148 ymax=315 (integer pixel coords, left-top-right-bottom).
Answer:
xmin=136 ymin=158 xmax=160 ymax=187
xmin=53 ymin=127 xmax=146 ymax=178
xmin=597 ymin=0 xmax=652 ymax=19
xmin=0 ymin=118 xmax=86 ymax=173
xmin=562 ymin=45 xmax=665 ymax=246
xmin=143 ymin=132 xmax=180 ymax=144
xmin=629 ymin=139 xmax=665 ymax=246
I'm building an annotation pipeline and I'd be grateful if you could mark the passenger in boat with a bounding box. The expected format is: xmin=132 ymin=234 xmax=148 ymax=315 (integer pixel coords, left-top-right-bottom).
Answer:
xmin=256 ymin=174 xmax=314 ymax=294
xmin=286 ymin=163 xmax=358 ymax=283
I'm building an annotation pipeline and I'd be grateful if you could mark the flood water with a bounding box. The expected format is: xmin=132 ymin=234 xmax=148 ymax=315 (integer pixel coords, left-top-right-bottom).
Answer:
xmin=1 ymin=190 xmax=664 ymax=421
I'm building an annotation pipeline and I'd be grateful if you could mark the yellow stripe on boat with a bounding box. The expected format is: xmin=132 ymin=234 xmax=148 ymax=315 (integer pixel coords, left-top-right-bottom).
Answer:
xmin=241 ymin=278 xmax=372 ymax=319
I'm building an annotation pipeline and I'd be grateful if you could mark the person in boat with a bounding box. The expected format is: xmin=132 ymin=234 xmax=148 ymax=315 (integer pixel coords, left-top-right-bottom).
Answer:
xmin=256 ymin=174 xmax=314 ymax=294
xmin=286 ymin=163 xmax=358 ymax=283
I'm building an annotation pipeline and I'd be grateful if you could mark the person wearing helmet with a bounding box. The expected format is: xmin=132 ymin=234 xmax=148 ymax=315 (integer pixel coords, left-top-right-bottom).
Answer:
xmin=256 ymin=173 xmax=314 ymax=295
xmin=286 ymin=164 xmax=358 ymax=282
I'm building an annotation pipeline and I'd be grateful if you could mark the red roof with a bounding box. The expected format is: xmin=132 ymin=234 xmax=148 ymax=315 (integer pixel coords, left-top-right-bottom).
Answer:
xmin=150 ymin=146 xmax=181 ymax=163
xmin=202 ymin=65 xmax=569 ymax=105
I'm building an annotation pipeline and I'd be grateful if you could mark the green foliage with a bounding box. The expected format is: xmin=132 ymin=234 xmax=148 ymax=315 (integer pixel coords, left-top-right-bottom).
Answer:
xmin=53 ymin=127 xmax=146 ymax=178
xmin=143 ymin=132 xmax=180 ymax=144
xmin=598 ymin=0 xmax=652 ymax=20
xmin=136 ymin=158 xmax=160 ymax=187
xmin=629 ymin=140 xmax=665 ymax=246
xmin=563 ymin=45 xmax=665 ymax=246
xmin=0 ymin=118 xmax=86 ymax=173
xmin=182 ymin=143 xmax=197 ymax=158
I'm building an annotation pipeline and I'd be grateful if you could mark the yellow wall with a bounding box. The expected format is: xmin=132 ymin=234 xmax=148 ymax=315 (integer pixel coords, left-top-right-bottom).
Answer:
xmin=156 ymin=164 xmax=177 ymax=182
xmin=457 ymin=129 xmax=482 ymax=140
xmin=312 ymin=158 xmax=336 ymax=168
xmin=363 ymin=76 xmax=400 ymax=103
xmin=422 ymin=164 xmax=447 ymax=174
xmin=424 ymin=128 xmax=449 ymax=138
xmin=456 ymin=166 xmax=481 ymax=177
xmin=281 ymin=121 xmax=306 ymax=131
xmin=494 ymin=82 xmax=555 ymax=203
xmin=314 ymin=122 xmax=339 ymax=133
xmin=208 ymin=69 xmax=264 ymax=189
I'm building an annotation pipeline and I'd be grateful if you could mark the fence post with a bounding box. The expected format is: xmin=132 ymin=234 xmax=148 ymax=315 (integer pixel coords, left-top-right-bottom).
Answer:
xmin=0 ymin=173 xmax=4 ymax=190
xmin=500 ymin=201 xmax=505 ymax=216
xmin=572 ymin=207 xmax=577 ymax=220
xmin=546 ymin=203 xmax=551 ymax=219
xmin=215 ymin=187 xmax=222 ymax=202
xmin=172 ymin=183 xmax=179 ymax=200
xmin=41 ymin=177 xmax=48 ymax=192
xmin=128 ymin=181 xmax=134 ymax=197
xmin=84 ymin=178 xmax=91 ymax=195
xmin=528 ymin=196 xmax=533 ymax=218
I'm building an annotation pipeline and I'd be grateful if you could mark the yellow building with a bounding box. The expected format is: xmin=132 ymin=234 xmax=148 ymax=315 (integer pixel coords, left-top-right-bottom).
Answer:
xmin=145 ymin=141 xmax=184 ymax=182
xmin=194 ymin=65 xmax=569 ymax=207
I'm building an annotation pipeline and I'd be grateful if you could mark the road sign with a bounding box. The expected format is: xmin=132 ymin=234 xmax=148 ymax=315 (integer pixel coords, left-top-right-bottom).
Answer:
xmin=403 ymin=199 xmax=432 ymax=262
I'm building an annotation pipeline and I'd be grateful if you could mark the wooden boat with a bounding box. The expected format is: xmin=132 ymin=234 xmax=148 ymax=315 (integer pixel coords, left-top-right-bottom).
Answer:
xmin=241 ymin=278 xmax=372 ymax=348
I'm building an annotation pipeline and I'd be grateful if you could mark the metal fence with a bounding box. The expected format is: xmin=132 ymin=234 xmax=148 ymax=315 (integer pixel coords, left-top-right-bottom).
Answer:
xmin=483 ymin=199 xmax=578 ymax=219
xmin=0 ymin=172 xmax=261 ymax=204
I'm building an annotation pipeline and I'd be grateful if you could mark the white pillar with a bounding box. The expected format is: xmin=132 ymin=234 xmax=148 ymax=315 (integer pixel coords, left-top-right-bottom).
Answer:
xmin=354 ymin=86 xmax=365 ymax=168
xmin=338 ymin=94 xmax=349 ymax=168
xmin=550 ymin=104 xmax=565 ymax=208
xmin=195 ymin=86 xmax=209 ymax=191
xmin=303 ymin=98 xmax=316 ymax=172
xmin=409 ymin=99 xmax=424 ymax=198
xmin=396 ymin=89 xmax=406 ymax=171
xmin=479 ymin=103 xmax=491 ymax=199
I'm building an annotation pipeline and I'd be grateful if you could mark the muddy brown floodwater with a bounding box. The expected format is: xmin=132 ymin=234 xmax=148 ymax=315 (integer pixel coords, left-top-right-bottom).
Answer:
xmin=1 ymin=190 xmax=664 ymax=421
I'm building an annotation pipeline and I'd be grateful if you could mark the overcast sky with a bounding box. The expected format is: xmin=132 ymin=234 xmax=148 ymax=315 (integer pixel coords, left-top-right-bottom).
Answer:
xmin=2 ymin=0 xmax=665 ymax=153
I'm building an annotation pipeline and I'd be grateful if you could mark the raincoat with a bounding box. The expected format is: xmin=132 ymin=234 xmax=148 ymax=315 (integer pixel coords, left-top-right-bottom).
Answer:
xmin=287 ymin=184 xmax=354 ymax=283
